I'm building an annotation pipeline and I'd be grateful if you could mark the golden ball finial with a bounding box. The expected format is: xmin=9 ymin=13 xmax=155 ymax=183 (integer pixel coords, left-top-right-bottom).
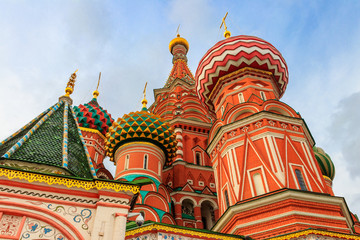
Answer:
xmin=224 ymin=30 xmax=231 ymax=38
xmin=93 ymin=90 xmax=99 ymax=98
xmin=169 ymin=34 xmax=189 ymax=53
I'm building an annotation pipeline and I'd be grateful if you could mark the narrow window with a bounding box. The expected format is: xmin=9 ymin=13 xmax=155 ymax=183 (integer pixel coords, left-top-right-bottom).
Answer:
xmin=143 ymin=154 xmax=148 ymax=169
xmin=221 ymin=106 xmax=225 ymax=115
xmin=125 ymin=154 xmax=130 ymax=169
xmin=224 ymin=190 xmax=230 ymax=208
xmin=94 ymin=152 xmax=99 ymax=163
xmin=252 ymin=173 xmax=265 ymax=195
xmin=196 ymin=152 xmax=201 ymax=165
xmin=238 ymin=93 xmax=245 ymax=103
xmin=295 ymin=169 xmax=308 ymax=191
xmin=158 ymin=161 xmax=161 ymax=175
xmin=260 ymin=91 xmax=266 ymax=100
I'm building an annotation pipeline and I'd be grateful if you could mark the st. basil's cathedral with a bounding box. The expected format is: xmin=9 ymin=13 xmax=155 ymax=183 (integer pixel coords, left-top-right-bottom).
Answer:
xmin=0 ymin=20 xmax=359 ymax=240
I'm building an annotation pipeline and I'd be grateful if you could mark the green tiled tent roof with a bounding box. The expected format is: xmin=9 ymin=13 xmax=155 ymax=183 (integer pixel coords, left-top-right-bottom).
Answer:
xmin=0 ymin=101 xmax=96 ymax=179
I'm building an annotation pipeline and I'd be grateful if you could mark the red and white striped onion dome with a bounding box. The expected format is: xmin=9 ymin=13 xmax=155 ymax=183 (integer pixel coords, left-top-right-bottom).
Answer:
xmin=195 ymin=35 xmax=289 ymax=113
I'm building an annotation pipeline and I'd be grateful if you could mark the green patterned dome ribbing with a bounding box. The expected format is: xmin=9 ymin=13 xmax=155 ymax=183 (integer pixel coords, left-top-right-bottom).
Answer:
xmin=106 ymin=108 xmax=176 ymax=163
xmin=313 ymin=146 xmax=335 ymax=180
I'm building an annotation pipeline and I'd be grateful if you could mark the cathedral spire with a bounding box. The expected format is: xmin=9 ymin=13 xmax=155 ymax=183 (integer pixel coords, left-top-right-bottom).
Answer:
xmin=141 ymin=82 xmax=148 ymax=111
xmin=93 ymin=72 xmax=101 ymax=99
xmin=164 ymin=33 xmax=195 ymax=88
xmin=59 ymin=70 xmax=78 ymax=105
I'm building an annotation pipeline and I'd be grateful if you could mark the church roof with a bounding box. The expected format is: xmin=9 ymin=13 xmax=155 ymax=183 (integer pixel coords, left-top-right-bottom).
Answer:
xmin=73 ymin=97 xmax=114 ymax=136
xmin=164 ymin=59 xmax=195 ymax=88
xmin=106 ymin=104 xmax=176 ymax=163
xmin=0 ymin=100 xmax=97 ymax=179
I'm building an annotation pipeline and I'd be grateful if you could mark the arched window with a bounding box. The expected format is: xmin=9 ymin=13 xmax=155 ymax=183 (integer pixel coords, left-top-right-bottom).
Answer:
xmin=238 ymin=93 xmax=245 ymax=103
xmin=195 ymin=152 xmax=201 ymax=165
xmin=252 ymin=173 xmax=265 ymax=196
xmin=224 ymin=190 xmax=230 ymax=208
xmin=125 ymin=154 xmax=130 ymax=169
xmin=143 ymin=154 xmax=148 ymax=169
xmin=201 ymin=201 xmax=216 ymax=230
xmin=260 ymin=91 xmax=266 ymax=101
xmin=221 ymin=106 xmax=225 ymax=115
xmin=182 ymin=199 xmax=194 ymax=219
xmin=171 ymin=201 xmax=175 ymax=217
xmin=295 ymin=169 xmax=308 ymax=191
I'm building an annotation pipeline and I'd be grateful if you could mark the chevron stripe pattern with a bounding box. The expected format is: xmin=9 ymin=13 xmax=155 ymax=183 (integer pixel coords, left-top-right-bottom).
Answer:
xmin=73 ymin=98 xmax=114 ymax=135
xmin=195 ymin=35 xmax=289 ymax=112
xmin=105 ymin=110 xmax=176 ymax=162
xmin=313 ymin=146 xmax=335 ymax=180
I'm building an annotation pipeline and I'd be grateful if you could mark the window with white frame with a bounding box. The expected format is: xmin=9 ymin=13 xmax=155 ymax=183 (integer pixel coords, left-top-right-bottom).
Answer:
xmin=125 ymin=154 xmax=130 ymax=169
xmin=260 ymin=91 xmax=266 ymax=100
xmin=238 ymin=92 xmax=245 ymax=103
xmin=143 ymin=154 xmax=148 ymax=169
xmin=295 ymin=169 xmax=308 ymax=191
xmin=195 ymin=152 xmax=201 ymax=165
xmin=252 ymin=173 xmax=265 ymax=196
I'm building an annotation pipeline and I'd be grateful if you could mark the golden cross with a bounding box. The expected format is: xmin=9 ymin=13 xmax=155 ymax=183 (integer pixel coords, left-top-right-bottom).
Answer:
xmin=176 ymin=24 xmax=180 ymax=37
xmin=96 ymin=72 xmax=101 ymax=91
xmin=220 ymin=12 xmax=231 ymax=38
xmin=220 ymin=12 xmax=228 ymax=31
xmin=143 ymin=82 xmax=148 ymax=99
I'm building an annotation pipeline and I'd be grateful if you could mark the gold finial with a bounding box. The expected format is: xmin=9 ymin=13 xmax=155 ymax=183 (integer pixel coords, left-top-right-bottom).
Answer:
xmin=141 ymin=82 xmax=148 ymax=110
xmin=220 ymin=12 xmax=231 ymax=38
xmin=65 ymin=69 xmax=78 ymax=96
xmin=93 ymin=72 xmax=101 ymax=98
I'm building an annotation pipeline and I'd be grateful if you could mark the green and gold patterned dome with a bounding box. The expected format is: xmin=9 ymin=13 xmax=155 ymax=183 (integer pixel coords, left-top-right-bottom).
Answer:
xmin=105 ymin=99 xmax=176 ymax=163
xmin=313 ymin=146 xmax=335 ymax=181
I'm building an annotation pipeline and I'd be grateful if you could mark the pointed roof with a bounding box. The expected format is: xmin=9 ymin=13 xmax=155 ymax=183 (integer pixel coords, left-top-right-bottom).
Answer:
xmin=73 ymin=97 xmax=114 ymax=136
xmin=0 ymin=100 xmax=97 ymax=179
xmin=164 ymin=59 xmax=195 ymax=88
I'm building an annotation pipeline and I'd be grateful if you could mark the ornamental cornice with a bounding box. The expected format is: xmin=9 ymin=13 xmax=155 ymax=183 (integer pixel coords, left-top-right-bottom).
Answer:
xmin=170 ymin=118 xmax=212 ymax=129
xmin=0 ymin=168 xmax=140 ymax=194
xmin=268 ymin=229 xmax=360 ymax=240
xmin=212 ymin=190 xmax=353 ymax=233
xmin=125 ymin=223 xmax=243 ymax=240
xmin=207 ymin=111 xmax=314 ymax=154
xmin=79 ymin=126 xmax=106 ymax=141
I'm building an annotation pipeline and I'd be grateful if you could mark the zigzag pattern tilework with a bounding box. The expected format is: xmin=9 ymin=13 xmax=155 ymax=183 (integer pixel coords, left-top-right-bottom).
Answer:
xmin=195 ymin=35 xmax=289 ymax=112
xmin=313 ymin=146 xmax=335 ymax=180
xmin=106 ymin=110 xmax=177 ymax=162
xmin=73 ymin=98 xmax=114 ymax=135
xmin=0 ymin=168 xmax=140 ymax=194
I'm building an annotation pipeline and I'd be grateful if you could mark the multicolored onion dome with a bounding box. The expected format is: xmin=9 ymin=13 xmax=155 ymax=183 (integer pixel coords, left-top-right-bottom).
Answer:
xmin=195 ymin=35 xmax=289 ymax=113
xmin=105 ymin=107 xmax=177 ymax=162
xmin=313 ymin=146 xmax=335 ymax=180
xmin=73 ymin=98 xmax=114 ymax=136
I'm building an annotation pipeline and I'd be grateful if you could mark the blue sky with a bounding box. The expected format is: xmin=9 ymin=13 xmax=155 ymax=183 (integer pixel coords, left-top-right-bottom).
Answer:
xmin=0 ymin=1 xmax=359 ymax=215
